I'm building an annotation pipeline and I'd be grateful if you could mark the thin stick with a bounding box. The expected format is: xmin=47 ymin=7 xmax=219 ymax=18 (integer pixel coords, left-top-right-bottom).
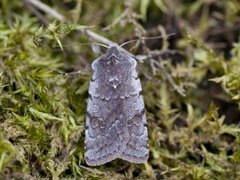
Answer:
xmin=22 ymin=0 xmax=49 ymax=25
xmin=22 ymin=0 xmax=176 ymax=60
xmin=22 ymin=0 xmax=186 ymax=96
xmin=119 ymin=33 xmax=175 ymax=47
xmin=22 ymin=0 xmax=132 ymax=56
xmin=102 ymin=10 xmax=128 ymax=31
xmin=23 ymin=0 xmax=64 ymax=21
xmin=53 ymin=42 xmax=109 ymax=50
xmin=135 ymin=50 xmax=180 ymax=61
xmin=55 ymin=64 xmax=91 ymax=77
xmin=154 ymin=60 xmax=186 ymax=96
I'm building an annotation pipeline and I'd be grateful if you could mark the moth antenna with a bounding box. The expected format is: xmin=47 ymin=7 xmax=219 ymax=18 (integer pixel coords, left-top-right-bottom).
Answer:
xmin=90 ymin=42 xmax=109 ymax=49
xmin=119 ymin=33 xmax=175 ymax=47
xmin=53 ymin=42 xmax=109 ymax=50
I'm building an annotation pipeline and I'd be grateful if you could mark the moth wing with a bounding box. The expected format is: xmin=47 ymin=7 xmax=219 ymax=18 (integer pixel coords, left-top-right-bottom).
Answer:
xmin=118 ymin=57 xmax=149 ymax=163
xmin=85 ymin=81 xmax=129 ymax=166
xmin=85 ymin=49 xmax=148 ymax=165
xmin=119 ymin=94 xmax=149 ymax=163
xmin=85 ymin=54 xmax=129 ymax=166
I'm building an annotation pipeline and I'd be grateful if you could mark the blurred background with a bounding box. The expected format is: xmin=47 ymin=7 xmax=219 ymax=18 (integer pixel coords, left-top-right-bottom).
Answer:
xmin=0 ymin=0 xmax=240 ymax=179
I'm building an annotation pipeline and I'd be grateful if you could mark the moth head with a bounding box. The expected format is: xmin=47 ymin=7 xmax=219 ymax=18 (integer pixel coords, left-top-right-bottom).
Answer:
xmin=105 ymin=45 xmax=122 ymax=65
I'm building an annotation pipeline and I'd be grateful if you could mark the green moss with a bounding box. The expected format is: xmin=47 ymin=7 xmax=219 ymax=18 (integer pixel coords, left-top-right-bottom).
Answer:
xmin=0 ymin=0 xmax=240 ymax=179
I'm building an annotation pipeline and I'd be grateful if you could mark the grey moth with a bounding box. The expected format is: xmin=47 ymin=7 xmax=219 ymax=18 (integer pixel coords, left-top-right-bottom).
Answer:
xmin=84 ymin=45 xmax=149 ymax=166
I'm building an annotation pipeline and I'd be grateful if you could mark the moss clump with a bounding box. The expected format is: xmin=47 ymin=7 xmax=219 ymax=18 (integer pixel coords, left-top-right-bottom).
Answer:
xmin=0 ymin=0 xmax=240 ymax=179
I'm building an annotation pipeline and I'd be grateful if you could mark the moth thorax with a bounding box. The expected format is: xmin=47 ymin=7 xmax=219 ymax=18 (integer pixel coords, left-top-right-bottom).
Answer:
xmin=107 ymin=55 xmax=119 ymax=66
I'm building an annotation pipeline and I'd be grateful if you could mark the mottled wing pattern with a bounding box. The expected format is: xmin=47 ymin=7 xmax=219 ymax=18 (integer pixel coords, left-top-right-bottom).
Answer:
xmin=119 ymin=94 xmax=149 ymax=163
xmin=85 ymin=46 xmax=148 ymax=166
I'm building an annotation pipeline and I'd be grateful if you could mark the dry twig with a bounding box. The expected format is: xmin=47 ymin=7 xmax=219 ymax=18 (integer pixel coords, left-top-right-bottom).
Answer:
xmin=21 ymin=0 xmax=186 ymax=96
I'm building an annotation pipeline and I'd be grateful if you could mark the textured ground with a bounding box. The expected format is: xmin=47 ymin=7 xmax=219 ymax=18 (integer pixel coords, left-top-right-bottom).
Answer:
xmin=0 ymin=0 xmax=240 ymax=179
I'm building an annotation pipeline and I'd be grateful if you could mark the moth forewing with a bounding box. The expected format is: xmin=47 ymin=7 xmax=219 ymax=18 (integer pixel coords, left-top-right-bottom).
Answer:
xmin=84 ymin=45 xmax=148 ymax=166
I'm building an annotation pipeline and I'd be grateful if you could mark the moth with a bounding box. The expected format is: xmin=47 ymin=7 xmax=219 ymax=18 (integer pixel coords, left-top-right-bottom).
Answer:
xmin=85 ymin=45 xmax=149 ymax=166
